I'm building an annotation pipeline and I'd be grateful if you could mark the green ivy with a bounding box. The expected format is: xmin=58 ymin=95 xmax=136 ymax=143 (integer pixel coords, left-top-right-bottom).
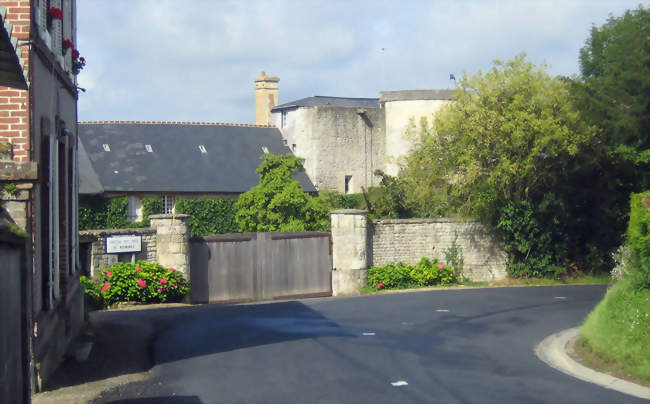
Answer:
xmin=174 ymin=198 xmax=239 ymax=237
xmin=79 ymin=196 xmax=162 ymax=230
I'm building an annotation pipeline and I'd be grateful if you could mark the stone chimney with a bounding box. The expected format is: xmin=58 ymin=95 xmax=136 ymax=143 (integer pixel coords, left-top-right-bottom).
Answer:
xmin=254 ymin=71 xmax=279 ymax=125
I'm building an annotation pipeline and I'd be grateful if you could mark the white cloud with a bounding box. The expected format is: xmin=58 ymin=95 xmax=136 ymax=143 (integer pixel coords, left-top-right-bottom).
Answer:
xmin=76 ymin=0 xmax=644 ymax=123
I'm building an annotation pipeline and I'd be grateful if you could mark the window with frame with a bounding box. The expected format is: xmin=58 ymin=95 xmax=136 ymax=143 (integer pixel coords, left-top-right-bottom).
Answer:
xmin=281 ymin=111 xmax=288 ymax=128
xmin=161 ymin=195 xmax=175 ymax=214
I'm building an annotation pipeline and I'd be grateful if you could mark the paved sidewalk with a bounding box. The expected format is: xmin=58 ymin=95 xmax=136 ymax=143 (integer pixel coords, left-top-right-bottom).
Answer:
xmin=32 ymin=303 xmax=191 ymax=404
xmin=536 ymin=327 xmax=650 ymax=400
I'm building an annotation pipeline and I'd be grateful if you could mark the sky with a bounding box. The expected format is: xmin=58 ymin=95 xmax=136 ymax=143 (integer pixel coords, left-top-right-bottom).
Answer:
xmin=76 ymin=0 xmax=646 ymax=125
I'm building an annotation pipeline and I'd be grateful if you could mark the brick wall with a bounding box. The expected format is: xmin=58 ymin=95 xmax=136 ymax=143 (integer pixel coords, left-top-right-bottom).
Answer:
xmin=370 ymin=218 xmax=507 ymax=282
xmin=0 ymin=1 xmax=31 ymax=162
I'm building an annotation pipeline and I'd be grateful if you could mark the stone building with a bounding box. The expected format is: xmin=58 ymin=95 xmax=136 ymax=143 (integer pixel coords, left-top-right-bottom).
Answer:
xmin=0 ymin=0 xmax=83 ymax=392
xmin=261 ymin=73 xmax=454 ymax=194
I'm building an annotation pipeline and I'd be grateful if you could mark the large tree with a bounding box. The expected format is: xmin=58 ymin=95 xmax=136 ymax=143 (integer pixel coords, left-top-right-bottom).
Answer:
xmin=402 ymin=54 xmax=599 ymax=277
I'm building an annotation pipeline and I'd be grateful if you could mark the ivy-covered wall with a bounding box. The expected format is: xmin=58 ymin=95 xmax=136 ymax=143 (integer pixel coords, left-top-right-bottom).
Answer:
xmin=174 ymin=198 xmax=238 ymax=237
xmin=79 ymin=196 xmax=162 ymax=230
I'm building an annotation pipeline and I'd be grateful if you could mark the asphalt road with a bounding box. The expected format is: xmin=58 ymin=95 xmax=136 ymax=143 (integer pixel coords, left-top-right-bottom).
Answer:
xmin=94 ymin=285 xmax=647 ymax=404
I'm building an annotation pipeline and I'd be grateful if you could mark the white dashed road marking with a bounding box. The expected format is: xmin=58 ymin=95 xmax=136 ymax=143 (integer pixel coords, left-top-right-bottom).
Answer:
xmin=554 ymin=297 xmax=567 ymax=300
xmin=391 ymin=381 xmax=408 ymax=387
xmin=436 ymin=309 xmax=450 ymax=312
xmin=362 ymin=332 xmax=376 ymax=336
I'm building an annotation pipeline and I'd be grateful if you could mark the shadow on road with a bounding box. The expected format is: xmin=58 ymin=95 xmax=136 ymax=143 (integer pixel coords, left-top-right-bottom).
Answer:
xmin=43 ymin=300 xmax=354 ymax=390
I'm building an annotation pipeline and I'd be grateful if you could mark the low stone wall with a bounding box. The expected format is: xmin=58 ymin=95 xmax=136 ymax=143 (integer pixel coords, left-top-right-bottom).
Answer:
xmin=79 ymin=214 xmax=191 ymax=279
xmin=79 ymin=228 xmax=157 ymax=277
xmin=371 ymin=218 xmax=507 ymax=282
xmin=331 ymin=210 xmax=507 ymax=295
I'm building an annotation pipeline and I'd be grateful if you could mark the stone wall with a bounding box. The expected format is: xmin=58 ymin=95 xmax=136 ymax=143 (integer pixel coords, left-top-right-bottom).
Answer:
xmin=331 ymin=210 xmax=507 ymax=294
xmin=79 ymin=227 xmax=157 ymax=277
xmin=371 ymin=218 xmax=507 ymax=282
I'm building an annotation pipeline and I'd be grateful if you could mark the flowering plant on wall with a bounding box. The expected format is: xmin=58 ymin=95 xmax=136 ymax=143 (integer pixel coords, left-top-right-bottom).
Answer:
xmin=46 ymin=6 xmax=62 ymax=30
xmin=61 ymin=38 xmax=74 ymax=52
xmin=72 ymin=53 xmax=86 ymax=75
xmin=47 ymin=7 xmax=63 ymax=19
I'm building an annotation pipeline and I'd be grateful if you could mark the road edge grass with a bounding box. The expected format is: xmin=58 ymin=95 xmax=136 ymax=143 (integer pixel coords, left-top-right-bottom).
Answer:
xmin=577 ymin=279 xmax=650 ymax=384
xmin=361 ymin=273 xmax=612 ymax=294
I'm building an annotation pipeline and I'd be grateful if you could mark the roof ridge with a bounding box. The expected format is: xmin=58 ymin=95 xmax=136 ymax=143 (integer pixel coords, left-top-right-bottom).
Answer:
xmin=312 ymin=95 xmax=378 ymax=100
xmin=78 ymin=120 xmax=277 ymax=128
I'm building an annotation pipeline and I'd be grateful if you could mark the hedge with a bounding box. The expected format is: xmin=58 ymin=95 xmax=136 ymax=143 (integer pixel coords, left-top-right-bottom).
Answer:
xmin=79 ymin=196 xmax=162 ymax=230
xmin=174 ymin=198 xmax=238 ymax=237
xmin=627 ymin=191 xmax=650 ymax=289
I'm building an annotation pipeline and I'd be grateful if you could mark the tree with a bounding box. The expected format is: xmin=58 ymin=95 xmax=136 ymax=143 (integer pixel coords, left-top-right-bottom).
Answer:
xmin=574 ymin=6 xmax=650 ymax=167
xmin=235 ymin=154 xmax=330 ymax=232
xmin=567 ymin=6 xmax=650 ymax=268
xmin=402 ymin=54 xmax=599 ymax=277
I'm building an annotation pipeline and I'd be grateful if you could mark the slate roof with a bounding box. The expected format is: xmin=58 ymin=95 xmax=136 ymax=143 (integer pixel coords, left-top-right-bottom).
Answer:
xmin=273 ymin=96 xmax=379 ymax=110
xmin=78 ymin=121 xmax=316 ymax=195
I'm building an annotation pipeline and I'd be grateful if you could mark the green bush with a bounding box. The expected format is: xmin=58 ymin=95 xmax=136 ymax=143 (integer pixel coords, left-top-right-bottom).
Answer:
xmin=80 ymin=261 xmax=190 ymax=307
xmin=626 ymin=191 xmax=650 ymax=289
xmin=367 ymin=258 xmax=457 ymax=290
xmin=496 ymin=195 xmax=569 ymax=278
xmin=175 ymin=198 xmax=238 ymax=237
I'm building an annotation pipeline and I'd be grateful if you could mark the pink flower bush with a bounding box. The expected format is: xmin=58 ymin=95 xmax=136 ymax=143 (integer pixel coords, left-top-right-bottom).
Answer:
xmin=377 ymin=282 xmax=384 ymax=290
xmin=137 ymin=279 xmax=147 ymax=288
xmin=157 ymin=288 xmax=164 ymax=293
xmin=168 ymin=268 xmax=175 ymax=272
xmin=102 ymin=282 xmax=110 ymax=291
xmin=438 ymin=264 xmax=445 ymax=270
xmin=160 ymin=278 xmax=168 ymax=285
xmin=106 ymin=271 xmax=112 ymax=278
xmin=136 ymin=266 xmax=142 ymax=272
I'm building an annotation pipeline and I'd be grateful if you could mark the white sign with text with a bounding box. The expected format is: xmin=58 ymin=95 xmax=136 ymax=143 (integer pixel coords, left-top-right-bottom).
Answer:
xmin=106 ymin=235 xmax=142 ymax=253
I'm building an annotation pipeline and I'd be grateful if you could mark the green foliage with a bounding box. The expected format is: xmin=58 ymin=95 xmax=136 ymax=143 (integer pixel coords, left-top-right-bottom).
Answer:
xmin=367 ymin=262 xmax=417 ymax=289
xmin=626 ymin=191 xmax=650 ymax=289
xmin=319 ymin=190 xmax=365 ymax=210
xmin=361 ymin=171 xmax=412 ymax=219
xmin=79 ymin=196 xmax=162 ymax=230
xmin=80 ymin=261 xmax=190 ymax=307
xmin=367 ymin=258 xmax=457 ymax=290
xmin=2 ymin=182 xmax=18 ymax=196
xmin=443 ymin=232 xmax=465 ymax=280
xmin=175 ymin=198 xmax=238 ymax=237
xmin=401 ymin=54 xmax=603 ymax=277
xmin=579 ymin=279 xmax=650 ymax=381
xmin=496 ymin=196 xmax=568 ymax=278
xmin=574 ymin=6 xmax=650 ymax=168
xmin=235 ymin=154 xmax=330 ymax=232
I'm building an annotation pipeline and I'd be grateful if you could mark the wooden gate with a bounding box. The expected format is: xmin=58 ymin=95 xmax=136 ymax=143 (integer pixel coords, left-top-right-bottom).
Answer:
xmin=190 ymin=232 xmax=332 ymax=303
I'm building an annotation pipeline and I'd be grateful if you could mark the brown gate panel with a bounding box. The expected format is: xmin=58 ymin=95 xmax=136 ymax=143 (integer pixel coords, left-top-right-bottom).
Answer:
xmin=190 ymin=232 xmax=332 ymax=304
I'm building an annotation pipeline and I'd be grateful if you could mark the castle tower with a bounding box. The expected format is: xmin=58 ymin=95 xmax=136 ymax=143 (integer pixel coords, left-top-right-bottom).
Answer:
xmin=254 ymin=71 xmax=279 ymax=125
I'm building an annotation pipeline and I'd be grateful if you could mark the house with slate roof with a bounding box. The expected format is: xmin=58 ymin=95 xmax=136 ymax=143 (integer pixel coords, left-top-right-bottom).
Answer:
xmin=78 ymin=121 xmax=316 ymax=221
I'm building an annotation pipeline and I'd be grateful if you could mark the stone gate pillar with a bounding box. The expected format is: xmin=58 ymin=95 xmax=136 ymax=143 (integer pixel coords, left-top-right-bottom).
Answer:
xmin=149 ymin=214 xmax=190 ymax=280
xmin=331 ymin=209 xmax=368 ymax=296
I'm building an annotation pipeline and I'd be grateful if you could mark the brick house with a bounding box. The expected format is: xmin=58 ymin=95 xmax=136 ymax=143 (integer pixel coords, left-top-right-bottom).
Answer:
xmin=0 ymin=0 xmax=83 ymax=393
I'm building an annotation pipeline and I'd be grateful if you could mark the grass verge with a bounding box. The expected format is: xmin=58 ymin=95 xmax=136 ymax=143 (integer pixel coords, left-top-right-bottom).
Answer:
xmin=577 ymin=280 xmax=650 ymax=383
xmin=361 ymin=273 xmax=612 ymax=293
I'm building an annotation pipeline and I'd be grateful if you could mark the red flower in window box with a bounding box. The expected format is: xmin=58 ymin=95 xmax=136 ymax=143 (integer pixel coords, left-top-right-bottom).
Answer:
xmin=72 ymin=49 xmax=80 ymax=59
xmin=62 ymin=38 xmax=74 ymax=51
xmin=47 ymin=7 xmax=63 ymax=20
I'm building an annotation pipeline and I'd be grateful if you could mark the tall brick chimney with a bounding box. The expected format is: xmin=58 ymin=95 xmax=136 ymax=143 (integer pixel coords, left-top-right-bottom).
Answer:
xmin=254 ymin=71 xmax=279 ymax=125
